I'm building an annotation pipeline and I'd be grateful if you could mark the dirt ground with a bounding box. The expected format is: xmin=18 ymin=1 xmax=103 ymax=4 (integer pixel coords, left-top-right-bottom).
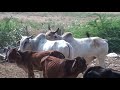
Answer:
xmin=0 ymin=56 xmax=120 ymax=78
xmin=0 ymin=12 xmax=120 ymax=78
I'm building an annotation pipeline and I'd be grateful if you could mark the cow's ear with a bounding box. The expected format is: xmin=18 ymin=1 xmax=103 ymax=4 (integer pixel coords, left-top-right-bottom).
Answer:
xmin=12 ymin=48 xmax=18 ymax=53
xmin=13 ymin=48 xmax=20 ymax=56
xmin=17 ymin=41 xmax=20 ymax=45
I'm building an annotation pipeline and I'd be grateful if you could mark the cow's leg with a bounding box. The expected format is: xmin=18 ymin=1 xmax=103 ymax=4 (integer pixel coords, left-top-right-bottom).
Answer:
xmin=39 ymin=71 xmax=42 ymax=78
xmin=84 ymin=57 xmax=94 ymax=66
xmin=27 ymin=64 xmax=35 ymax=78
xmin=41 ymin=60 xmax=48 ymax=78
xmin=28 ymin=71 xmax=35 ymax=78
xmin=97 ymin=56 xmax=106 ymax=68
xmin=43 ymin=71 xmax=47 ymax=78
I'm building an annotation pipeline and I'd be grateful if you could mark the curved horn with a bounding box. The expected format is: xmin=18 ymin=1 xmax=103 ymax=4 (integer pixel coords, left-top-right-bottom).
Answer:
xmin=53 ymin=28 xmax=60 ymax=34
xmin=16 ymin=41 xmax=20 ymax=45
xmin=28 ymin=35 xmax=33 ymax=39
xmin=20 ymin=34 xmax=23 ymax=38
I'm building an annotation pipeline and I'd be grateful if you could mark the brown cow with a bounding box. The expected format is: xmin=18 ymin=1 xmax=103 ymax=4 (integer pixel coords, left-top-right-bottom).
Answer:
xmin=40 ymin=56 xmax=87 ymax=78
xmin=7 ymin=48 xmax=65 ymax=78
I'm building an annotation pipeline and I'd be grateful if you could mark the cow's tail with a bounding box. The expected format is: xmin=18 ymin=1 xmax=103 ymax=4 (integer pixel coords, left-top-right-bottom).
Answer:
xmin=66 ymin=43 xmax=74 ymax=59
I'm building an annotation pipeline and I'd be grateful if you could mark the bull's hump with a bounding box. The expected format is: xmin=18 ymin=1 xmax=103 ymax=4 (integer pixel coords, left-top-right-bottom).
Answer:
xmin=63 ymin=32 xmax=73 ymax=38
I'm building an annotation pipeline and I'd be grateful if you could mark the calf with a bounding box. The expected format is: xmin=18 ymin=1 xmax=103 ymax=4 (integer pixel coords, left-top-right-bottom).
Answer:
xmin=83 ymin=66 xmax=120 ymax=78
xmin=7 ymin=48 xmax=65 ymax=78
xmin=40 ymin=56 xmax=87 ymax=78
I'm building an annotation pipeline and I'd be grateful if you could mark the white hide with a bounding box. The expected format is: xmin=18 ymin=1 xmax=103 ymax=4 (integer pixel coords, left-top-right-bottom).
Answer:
xmin=45 ymin=32 xmax=109 ymax=68
xmin=18 ymin=33 xmax=74 ymax=59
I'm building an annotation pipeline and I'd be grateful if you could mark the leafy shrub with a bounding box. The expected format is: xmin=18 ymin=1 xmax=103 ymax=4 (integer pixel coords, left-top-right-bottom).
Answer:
xmin=66 ymin=14 xmax=120 ymax=53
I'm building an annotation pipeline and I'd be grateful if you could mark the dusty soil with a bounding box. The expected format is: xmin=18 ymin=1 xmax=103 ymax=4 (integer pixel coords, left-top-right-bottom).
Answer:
xmin=1 ymin=12 xmax=118 ymax=26
xmin=0 ymin=56 xmax=120 ymax=78
xmin=0 ymin=62 xmax=44 ymax=78
xmin=0 ymin=12 xmax=120 ymax=78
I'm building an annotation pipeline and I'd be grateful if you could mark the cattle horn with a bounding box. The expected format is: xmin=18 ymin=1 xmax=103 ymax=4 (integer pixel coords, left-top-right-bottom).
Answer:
xmin=16 ymin=41 xmax=20 ymax=45
xmin=28 ymin=35 xmax=33 ymax=39
xmin=20 ymin=34 xmax=23 ymax=38
xmin=53 ymin=28 xmax=60 ymax=34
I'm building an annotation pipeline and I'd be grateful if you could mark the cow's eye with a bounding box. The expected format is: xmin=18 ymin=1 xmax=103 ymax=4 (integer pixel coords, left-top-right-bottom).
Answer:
xmin=23 ymin=40 xmax=29 ymax=48
xmin=24 ymin=41 xmax=28 ymax=45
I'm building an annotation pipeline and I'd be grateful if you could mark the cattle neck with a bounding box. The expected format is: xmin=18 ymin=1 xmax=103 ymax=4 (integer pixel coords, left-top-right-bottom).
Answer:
xmin=39 ymin=38 xmax=47 ymax=44
xmin=16 ymin=51 xmax=31 ymax=65
xmin=28 ymin=39 xmax=36 ymax=51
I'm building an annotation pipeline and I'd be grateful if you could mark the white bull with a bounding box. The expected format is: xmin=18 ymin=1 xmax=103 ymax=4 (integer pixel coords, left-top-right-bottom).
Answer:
xmin=45 ymin=28 xmax=109 ymax=68
xmin=18 ymin=33 xmax=74 ymax=59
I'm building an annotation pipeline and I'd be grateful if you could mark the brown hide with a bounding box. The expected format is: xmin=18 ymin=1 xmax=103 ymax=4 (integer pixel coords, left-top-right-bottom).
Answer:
xmin=7 ymin=48 xmax=65 ymax=78
xmin=40 ymin=56 xmax=87 ymax=78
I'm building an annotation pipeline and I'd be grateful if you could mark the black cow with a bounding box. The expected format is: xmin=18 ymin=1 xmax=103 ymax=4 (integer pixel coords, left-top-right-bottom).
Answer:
xmin=83 ymin=66 xmax=120 ymax=78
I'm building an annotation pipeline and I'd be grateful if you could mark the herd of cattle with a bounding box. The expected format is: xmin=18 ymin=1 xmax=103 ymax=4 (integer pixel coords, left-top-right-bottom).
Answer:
xmin=1 ymin=27 xmax=120 ymax=78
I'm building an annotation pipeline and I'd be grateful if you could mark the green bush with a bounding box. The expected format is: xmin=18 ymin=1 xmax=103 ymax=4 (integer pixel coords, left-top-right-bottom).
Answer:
xmin=0 ymin=17 xmax=28 ymax=48
xmin=1 ymin=14 xmax=120 ymax=53
xmin=66 ymin=14 xmax=120 ymax=53
xmin=0 ymin=17 xmax=65 ymax=48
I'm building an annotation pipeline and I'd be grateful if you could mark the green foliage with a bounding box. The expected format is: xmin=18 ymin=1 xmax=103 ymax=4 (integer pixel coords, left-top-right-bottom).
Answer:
xmin=0 ymin=17 xmax=65 ymax=48
xmin=0 ymin=14 xmax=120 ymax=53
xmin=66 ymin=14 xmax=120 ymax=53
xmin=0 ymin=17 xmax=27 ymax=47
